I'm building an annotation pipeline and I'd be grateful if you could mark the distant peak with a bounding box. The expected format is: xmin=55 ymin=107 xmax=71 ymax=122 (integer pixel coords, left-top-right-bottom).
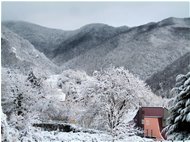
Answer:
xmin=2 ymin=20 xmax=66 ymax=32
xmin=3 ymin=20 xmax=38 ymax=26
xmin=158 ymin=17 xmax=190 ymax=27
xmin=161 ymin=17 xmax=180 ymax=23
xmin=80 ymin=23 xmax=114 ymax=29
xmin=117 ymin=25 xmax=129 ymax=29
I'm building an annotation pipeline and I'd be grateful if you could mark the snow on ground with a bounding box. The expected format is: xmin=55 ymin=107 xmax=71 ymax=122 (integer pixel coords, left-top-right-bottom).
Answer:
xmin=2 ymin=111 xmax=153 ymax=142
xmin=124 ymin=109 xmax=138 ymax=123
xmin=28 ymin=129 xmax=154 ymax=142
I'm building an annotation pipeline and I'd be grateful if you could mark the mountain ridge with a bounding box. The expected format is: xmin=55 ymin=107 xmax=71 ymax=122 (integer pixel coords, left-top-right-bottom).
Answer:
xmin=60 ymin=17 xmax=190 ymax=79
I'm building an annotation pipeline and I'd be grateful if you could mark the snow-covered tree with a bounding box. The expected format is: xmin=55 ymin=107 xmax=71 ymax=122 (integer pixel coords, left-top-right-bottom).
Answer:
xmin=164 ymin=72 xmax=190 ymax=140
xmin=90 ymin=66 xmax=162 ymax=138
xmin=2 ymin=68 xmax=53 ymax=124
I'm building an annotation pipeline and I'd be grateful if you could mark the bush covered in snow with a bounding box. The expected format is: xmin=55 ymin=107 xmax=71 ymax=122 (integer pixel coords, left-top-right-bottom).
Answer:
xmin=164 ymin=72 xmax=190 ymax=140
xmin=1 ymin=67 xmax=68 ymax=124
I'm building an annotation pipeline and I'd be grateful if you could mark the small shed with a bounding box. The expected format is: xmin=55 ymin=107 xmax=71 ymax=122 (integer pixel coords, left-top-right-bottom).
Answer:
xmin=134 ymin=107 xmax=169 ymax=140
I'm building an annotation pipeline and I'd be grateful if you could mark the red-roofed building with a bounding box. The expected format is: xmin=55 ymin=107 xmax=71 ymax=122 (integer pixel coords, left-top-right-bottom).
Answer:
xmin=134 ymin=107 xmax=169 ymax=140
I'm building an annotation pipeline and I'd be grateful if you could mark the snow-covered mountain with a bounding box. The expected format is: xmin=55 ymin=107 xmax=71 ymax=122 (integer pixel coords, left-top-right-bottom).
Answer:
xmin=2 ymin=21 xmax=129 ymax=61
xmin=1 ymin=26 xmax=60 ymax=75
xmin=61 ymin=17 xmax=190 ymax=80
xmin=2 ymin=21 xmax=72 ymax=58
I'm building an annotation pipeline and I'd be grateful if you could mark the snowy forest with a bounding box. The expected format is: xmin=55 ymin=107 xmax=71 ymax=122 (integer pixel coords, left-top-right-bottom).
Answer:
xmin=1 ymin=15 xmax=190 ymax=141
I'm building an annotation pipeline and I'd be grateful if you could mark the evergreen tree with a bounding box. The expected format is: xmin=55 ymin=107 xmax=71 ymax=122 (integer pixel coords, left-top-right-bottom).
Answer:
xmin=165 ymin=72 xmax=190 ymax=140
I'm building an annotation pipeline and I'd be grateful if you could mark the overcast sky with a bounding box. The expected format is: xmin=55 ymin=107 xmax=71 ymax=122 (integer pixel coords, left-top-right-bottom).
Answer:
xmin=2 ymin=2 xmax=190 ymax=30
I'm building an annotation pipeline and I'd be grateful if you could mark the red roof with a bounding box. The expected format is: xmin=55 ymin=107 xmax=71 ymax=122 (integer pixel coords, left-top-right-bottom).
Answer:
xmin=141 ymin=107 xmax=166 ymax=118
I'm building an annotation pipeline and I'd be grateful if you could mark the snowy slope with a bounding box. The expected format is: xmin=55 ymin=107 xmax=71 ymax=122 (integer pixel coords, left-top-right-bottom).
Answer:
xmin=1 ymin=26 xmax=60 ymax=75
xmin=146 ymin=52 xmax=190 ymax=98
